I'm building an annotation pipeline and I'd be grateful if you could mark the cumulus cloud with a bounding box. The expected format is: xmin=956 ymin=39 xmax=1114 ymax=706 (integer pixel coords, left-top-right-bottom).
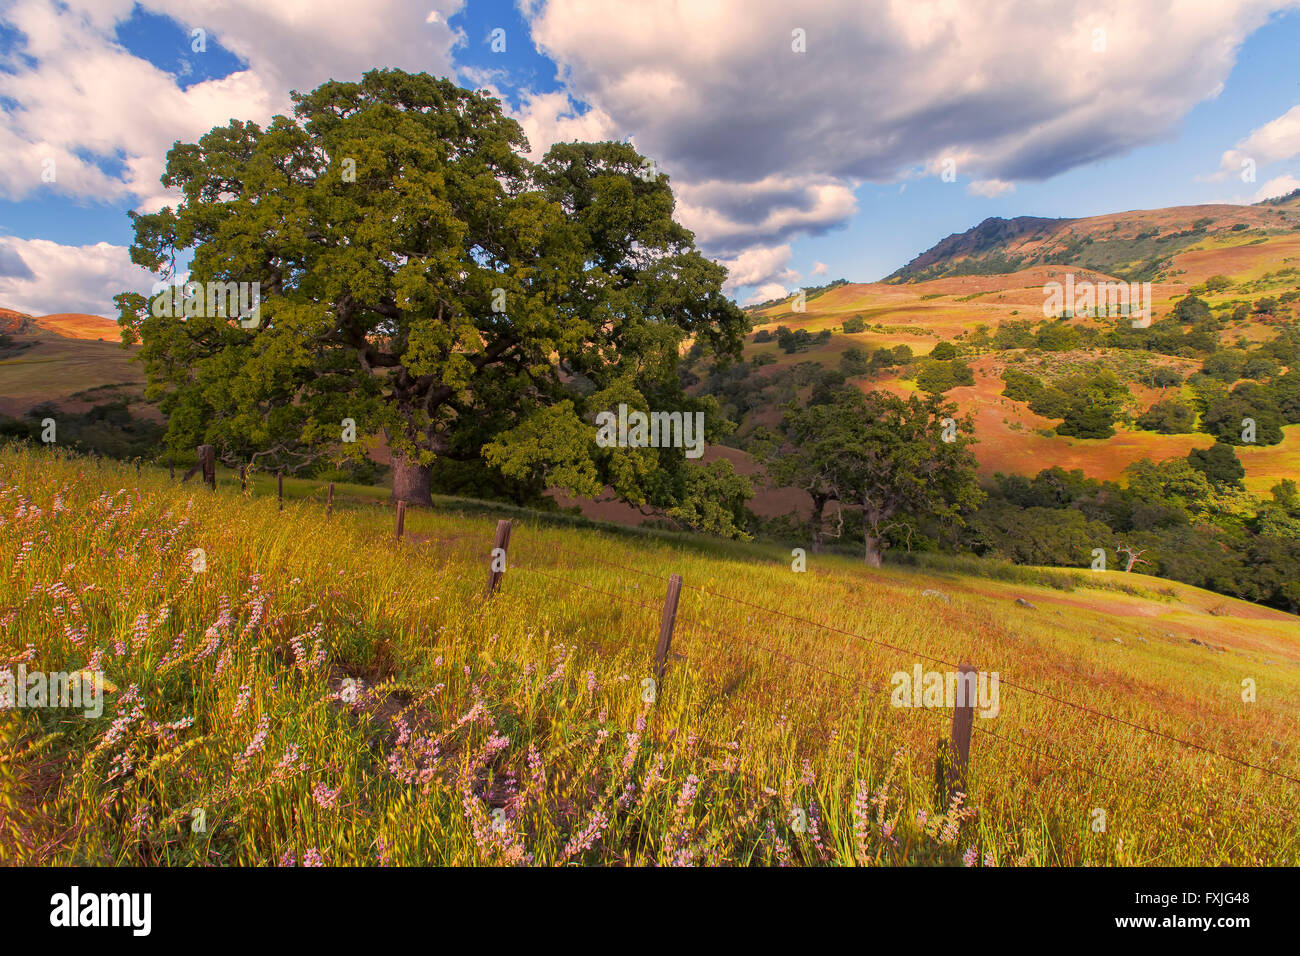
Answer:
xmin=1215 ymin=103 xmax=1300 ymax=180
xmin=715 ymin=244 xmax=798 ymax=294
xmin=967 ymin=178 xmax=1015 ymax=198
xmin=743 ymin=282 xmax=791 ymax=306
xmin=1254 ymin=173 xmax=1300 ymax=201
xmin=525 ymin=0 xmax=1293 ymax=288
xmin=811 ymin=261 xmax=828 ymax=276
xmin=673 ymin=176 xmax=856 ymax=255
xmin=512 ymin=89 xmax=618 ymax=160
xmin=0 ymin=0 xmax=463 ymax=209
xmin=0 ymin=237 xmax=158 ymax=316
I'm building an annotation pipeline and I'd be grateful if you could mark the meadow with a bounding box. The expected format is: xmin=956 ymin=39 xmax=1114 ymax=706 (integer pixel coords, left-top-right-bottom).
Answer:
xmin=1 ymin=444 xmax=1298 ymax=866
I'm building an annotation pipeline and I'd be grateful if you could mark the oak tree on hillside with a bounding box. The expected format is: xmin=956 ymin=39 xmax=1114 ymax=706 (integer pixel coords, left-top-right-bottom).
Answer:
xmin=767 ymin=388 xmax=982 ymax=565
xmin=115 ymin=70 xmax=750 ymax=532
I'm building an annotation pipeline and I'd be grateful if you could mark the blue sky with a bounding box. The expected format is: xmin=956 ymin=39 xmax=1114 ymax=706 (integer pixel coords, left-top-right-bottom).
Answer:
xmin=2 ymin=0 xmax=1299 ymax=315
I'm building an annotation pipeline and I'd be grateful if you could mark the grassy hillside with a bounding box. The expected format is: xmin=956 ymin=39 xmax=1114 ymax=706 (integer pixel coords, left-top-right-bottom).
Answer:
xmin=886 ymin=194 xmax=1300 ymax=283
xmin=0 ymin=328 xmax=145 ymax=421
xmin=2 ymin=446 xmax=1297 ymax=865
xmin=726 ymin=219 xmax=1300 ymax=496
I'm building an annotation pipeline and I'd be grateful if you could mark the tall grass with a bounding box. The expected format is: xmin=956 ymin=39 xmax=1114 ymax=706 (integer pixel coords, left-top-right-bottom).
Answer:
xmin=2 ymin=445 xmax=1297 ymax=865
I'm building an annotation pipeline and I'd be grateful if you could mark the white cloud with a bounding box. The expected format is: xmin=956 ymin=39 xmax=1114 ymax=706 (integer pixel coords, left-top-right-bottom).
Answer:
xmin=1215 ymin=103 xmax=1300 ymax=179
xmin=0 ymin=0 xmax=464 ymax=208
xmin=1254 ymin=173 xmax=1300 ymax=201
xmin=526 ymin=0 xmax=1295 ymax=288
xmin=674 ymin=176 xmax=857 ymax=255
xmin=0 ymin=236 xmax=158 ymax=316
xmin=512 ymin=90 xmax=617 ymax=160
xmin=967 ymin=178 xmax=1016 ymax=198
xmin=811 ymin=261 xmax=828 ymax=276
xmin=743 ymin=282 xmax=790 ymax=306
xmin=715 ymin=244 xmax=798 ymax=294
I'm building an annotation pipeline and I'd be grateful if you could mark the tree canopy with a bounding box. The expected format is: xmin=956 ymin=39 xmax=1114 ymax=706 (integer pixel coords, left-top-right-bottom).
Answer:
xmin=116 ymin=70 xmax=750 ymax=531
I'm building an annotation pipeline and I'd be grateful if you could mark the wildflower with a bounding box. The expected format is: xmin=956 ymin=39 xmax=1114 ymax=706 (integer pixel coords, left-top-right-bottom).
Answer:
xmin=963 ymin=847 xmax=978 ymax=867
xmin=675 ymin=774 xmax=699 ymax=814
xmin=312 ymin=782 xmax=341 ymax=810
xmin=301 ymin=849 xmax=324 ymax=867
xmin=236 ymin=715 xmax=271 ymax=769
xmin=560 ymin=809 xmax=608 ymax=861
xmin=852 ymin=779 xmax=872 ymax=864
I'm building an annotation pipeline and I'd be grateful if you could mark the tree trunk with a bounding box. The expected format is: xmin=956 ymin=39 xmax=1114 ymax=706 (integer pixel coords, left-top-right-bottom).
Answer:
xmin=863 ymin=534 xmax=883 ymax=568
xmin=391 ymin=454 xmax=434 ymax=507
xmin=810 ymin=494 xmax=826 ymax=554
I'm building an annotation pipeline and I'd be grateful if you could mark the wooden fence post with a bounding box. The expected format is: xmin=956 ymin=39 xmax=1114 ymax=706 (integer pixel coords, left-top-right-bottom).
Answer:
xmin=654 ymin=574 xmax=683 ymax=688
xmin=169 ymin=456 xmax=175 ymax=481
xmin=395 ymin=500 xmax=406 ymax=541
xmin=239 ymin=465 xmax=247 ymax=493
xmin=326 ymin=482 xmax=335 ymax=517
xmin=277 ymin=472 xmax=284 ymax=510
xmin=484 ymin=519 xmax=513 ymax=597
xmin=936 ymin=662 xmax=977 ymax=805
xmin=197 ymin=444 xmax=216 ymax=491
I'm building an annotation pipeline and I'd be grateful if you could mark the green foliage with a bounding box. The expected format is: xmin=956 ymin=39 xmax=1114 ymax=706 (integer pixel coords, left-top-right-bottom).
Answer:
xmin=0 ymin=402 xmax=165 ymax=460
xmin=1033 ymin=321 xmax=1081 ymax=351
xmin=1001 ymin=367 xmax=1043 ymax=402
xmin=768 ymin=389 xmax=982 ymax=562
xmin=991 ymin=320 xmax=1034 ymax=350
xmin=915 ymin=358 xmax=974 ymax=395
xmin=775 ymin=326 xmax=830 ymax=354
xmin=929 ymin=340 xmax=957 ymax=360
xmin=839 ymin=345 xmax=871 ymax=377
xmin=1200 ymin=349 xmax=1246 ymax=382
xmin=841 ymin=315 xmax=865 ymax=333
xmin=973 ymin=504 xmax=1115 ymax=568
xmin=1052 ymin=371 xmax=1129 ymax=439
xmin=1137 ymin=366 xmax=1183 ymax=389
xmin=1187 ymin=441 xmax=1245 ymax=488
xmin=115 ymin=69 xmax=748 ymax=525
xmin=1135 ymin=399 xmax=1196 ymax=434
xmin=1199 ymin=381 xmax=1285 ymax=445
xmin=1173 ymin=295 xmax=1212 ymax=324
xmin=978 ymin=460 xmax=1300 ymax=612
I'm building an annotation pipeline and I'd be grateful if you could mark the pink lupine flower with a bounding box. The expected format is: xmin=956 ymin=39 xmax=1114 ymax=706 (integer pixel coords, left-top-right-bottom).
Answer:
xmin=963 ymin=847 xmax=978 ymax=867
xmin=236 ymin=715 xmax=270 ymax=769
xmin=312 ymin=782 xmax=341 ymax=810
xmin=675 ymin=774 xmax=699 ymax=814
xmin=561 ymin=809 xmax=608 ymax=861
xmin=852 ymin=779 xmax=872 ymax=863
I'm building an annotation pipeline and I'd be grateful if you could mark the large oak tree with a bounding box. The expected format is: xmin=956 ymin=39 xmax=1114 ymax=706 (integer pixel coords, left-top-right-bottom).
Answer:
xmin=116 ymin=70 xmax=750 ymax=532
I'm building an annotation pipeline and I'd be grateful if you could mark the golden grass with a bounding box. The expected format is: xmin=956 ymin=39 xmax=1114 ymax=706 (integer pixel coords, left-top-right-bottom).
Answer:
xmin=1 ymin=445 xmax=1297 ymax=866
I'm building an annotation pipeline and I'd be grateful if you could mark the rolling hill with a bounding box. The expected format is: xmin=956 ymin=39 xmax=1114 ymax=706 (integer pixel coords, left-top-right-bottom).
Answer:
xmin=886 ymin=190 xmax=1300 ymax=283
xmin=2 ymin=445 xmax=1296 ymax=865
xmin=728 ymin=197 xmax=1300 ymax=499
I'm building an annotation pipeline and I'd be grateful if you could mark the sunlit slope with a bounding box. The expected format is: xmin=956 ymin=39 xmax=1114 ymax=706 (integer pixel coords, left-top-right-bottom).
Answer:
xmin=2 ymin=446 xmax=1296 ymax=865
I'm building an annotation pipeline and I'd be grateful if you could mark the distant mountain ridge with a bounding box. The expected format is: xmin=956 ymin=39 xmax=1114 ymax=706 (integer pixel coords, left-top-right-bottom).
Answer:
xmin=886 ymin=191 xmax=1300 ymax=284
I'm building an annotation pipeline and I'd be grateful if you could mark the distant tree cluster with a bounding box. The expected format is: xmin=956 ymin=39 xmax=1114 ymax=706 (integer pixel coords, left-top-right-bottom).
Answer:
xmin=774 ymin=325 xmax=832 ymax=353
xmin=973 ymin=461 xmax=1300 ymax=612
xmin=1000 ymin=369 xmax=1130 ymax=438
